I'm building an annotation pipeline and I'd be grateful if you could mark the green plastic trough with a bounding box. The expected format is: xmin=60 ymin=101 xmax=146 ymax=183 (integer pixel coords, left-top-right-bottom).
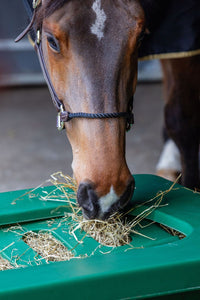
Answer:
xmin=0 ymin=174 xmax=200 ymax=299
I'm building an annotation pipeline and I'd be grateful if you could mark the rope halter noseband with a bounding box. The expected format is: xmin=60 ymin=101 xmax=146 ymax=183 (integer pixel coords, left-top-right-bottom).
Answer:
xmin=15 ymin=0 xmax=134 ymax=131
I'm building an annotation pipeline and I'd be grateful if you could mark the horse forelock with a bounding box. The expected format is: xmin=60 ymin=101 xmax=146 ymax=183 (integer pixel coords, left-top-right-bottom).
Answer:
xmin=43 ymin=0 xmax=69 ymax=17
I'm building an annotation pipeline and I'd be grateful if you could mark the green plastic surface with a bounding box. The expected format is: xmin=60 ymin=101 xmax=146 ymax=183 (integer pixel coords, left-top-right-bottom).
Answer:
xmin=0 ymin=174 xmax=200 ymax=299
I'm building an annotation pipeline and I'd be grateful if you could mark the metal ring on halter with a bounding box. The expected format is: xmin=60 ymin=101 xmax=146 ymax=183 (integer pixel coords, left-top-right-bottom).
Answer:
xmin=57 ymin=105 xmax=65 ymax=131
xmin=36 ymin=30 xmax=41 ymax=44
xmin=33 ymin=0 xmax=41 ymax=9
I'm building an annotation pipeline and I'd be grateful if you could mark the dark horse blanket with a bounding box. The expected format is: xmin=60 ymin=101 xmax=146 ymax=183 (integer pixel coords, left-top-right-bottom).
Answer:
xmin=139 ymin=0 xmax=200 ymax=60
xmin=23 ymin=0 xmax=200 ymax=60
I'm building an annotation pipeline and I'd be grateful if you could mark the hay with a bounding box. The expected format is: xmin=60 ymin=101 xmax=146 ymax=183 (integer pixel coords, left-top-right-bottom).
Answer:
xmin=0 ymin=256 xmax=13 ymax=271
xmin=70 ymin=213 xmax=132 ymax=247
xmin=40 ymin=172 xmax=179 ymax=248
xmin=23 ymin=231 xmax=74 ymax=262
xmin=65 ymin=195 xmax=163 ymax=247
xmin=159 ymin=224 xmax=185 ymax=239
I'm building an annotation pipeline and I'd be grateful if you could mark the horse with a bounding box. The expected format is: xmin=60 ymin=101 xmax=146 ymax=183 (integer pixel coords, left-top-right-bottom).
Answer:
xmin=17 ymin=0 xmax=200 ymax=219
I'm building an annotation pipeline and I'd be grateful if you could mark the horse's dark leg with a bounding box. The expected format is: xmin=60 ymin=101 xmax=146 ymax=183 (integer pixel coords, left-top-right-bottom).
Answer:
xmin=160 ymin=55 xmax=200 ymax=189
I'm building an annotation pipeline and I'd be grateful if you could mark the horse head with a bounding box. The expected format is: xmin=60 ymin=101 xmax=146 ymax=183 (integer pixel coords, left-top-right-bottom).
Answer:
xmin=36 ymin=0 xmax=145 ymax=219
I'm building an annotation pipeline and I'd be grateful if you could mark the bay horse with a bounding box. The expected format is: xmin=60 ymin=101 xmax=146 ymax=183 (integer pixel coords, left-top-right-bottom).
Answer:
xmin=17 ymin=0 xmax=200 ymax=219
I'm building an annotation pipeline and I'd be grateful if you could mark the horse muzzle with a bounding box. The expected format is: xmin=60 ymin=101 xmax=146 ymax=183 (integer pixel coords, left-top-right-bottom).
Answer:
xmin=77 ymin=177 xmax=135 ymax=220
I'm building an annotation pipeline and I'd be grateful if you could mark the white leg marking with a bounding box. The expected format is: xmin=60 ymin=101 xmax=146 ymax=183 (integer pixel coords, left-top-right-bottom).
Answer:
xmin=91 ymin=0 xmax=107 ymax=41
xmin=99 ymin=186 xmax=118 ymax=213
xmin=156 ymin=139 xmax=181 ymax=171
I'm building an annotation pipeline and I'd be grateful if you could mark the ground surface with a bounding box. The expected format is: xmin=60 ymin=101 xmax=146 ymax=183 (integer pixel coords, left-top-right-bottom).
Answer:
xmin=0 ymin=83 xmax=164 ymax=192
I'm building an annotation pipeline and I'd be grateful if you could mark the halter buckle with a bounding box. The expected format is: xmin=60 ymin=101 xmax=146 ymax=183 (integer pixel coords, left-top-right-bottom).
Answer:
xmin=57 ymin=105 xmax=65 ymax=131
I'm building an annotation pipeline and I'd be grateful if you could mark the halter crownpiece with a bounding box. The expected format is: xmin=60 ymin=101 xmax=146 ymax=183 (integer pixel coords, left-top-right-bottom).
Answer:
xmin=15 ymin=0 xmax=134 ymax=132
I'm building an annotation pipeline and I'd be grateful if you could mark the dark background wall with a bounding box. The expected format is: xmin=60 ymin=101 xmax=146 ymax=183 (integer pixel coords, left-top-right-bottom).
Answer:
xmin=0 ymin=0 xmax=44 ymax=85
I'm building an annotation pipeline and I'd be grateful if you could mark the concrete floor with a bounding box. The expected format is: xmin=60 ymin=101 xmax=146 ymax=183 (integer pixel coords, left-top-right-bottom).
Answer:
xmin=0 ymin=83 xmax=164 ymax=192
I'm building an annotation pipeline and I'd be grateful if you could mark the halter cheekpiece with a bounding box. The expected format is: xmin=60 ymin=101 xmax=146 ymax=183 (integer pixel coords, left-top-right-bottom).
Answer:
xmin=15 ymin=0 xmax=134 ymax=131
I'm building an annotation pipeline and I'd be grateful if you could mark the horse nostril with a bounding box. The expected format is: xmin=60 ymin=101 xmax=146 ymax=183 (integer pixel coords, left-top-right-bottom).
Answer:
xmin=77 ymin=182 xmax=99 ymax=219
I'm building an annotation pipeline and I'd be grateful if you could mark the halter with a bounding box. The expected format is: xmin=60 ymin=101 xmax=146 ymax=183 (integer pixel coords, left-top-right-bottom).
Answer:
xmin=16 ymin=0 xmax=134 ymax=131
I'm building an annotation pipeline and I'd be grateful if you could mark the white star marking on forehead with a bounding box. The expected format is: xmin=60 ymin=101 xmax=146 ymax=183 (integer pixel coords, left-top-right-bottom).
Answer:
xmin=91 ymin=0 xmax=107 ymax=41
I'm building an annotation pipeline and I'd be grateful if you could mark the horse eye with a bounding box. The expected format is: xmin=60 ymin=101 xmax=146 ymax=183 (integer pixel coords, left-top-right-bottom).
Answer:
xmin=47 ymin=35 xmax=60 ymax=52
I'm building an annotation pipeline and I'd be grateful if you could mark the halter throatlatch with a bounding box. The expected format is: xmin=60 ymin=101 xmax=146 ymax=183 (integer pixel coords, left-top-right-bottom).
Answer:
xmin=15 ymin=0 xmax=134 ymax=131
